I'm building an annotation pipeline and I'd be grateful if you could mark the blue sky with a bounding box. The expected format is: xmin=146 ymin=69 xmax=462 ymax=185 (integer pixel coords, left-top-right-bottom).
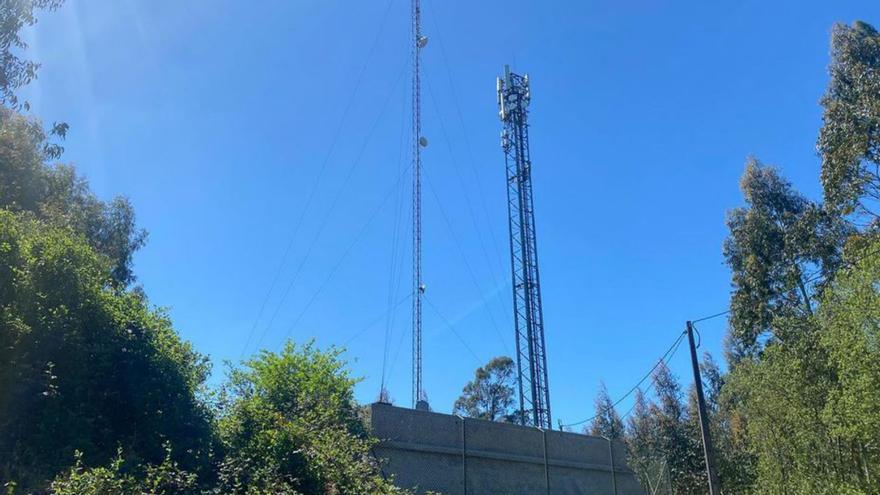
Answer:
xmin=22 ymin=0 xmax=880 ymax=428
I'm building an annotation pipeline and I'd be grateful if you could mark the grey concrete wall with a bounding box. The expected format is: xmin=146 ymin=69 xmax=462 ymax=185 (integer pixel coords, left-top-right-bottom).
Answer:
xmin=369 ymin=403 xmax=645 ymax=495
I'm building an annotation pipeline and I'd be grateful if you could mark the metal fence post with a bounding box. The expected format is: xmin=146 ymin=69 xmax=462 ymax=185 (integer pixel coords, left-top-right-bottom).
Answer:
xmin=459 ymin=416 xmax=467 ymax=495
xmin=607 ymin=437 xmax=618 ymax=495
xmin=541 ymin=428 xmax=550 ymax=494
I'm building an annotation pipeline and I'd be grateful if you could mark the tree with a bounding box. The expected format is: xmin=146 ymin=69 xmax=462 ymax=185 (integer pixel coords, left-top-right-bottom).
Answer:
xmin=0 ymin=108 xmax=147 ymax=286
xmin=682 ymin=387 xmax=709 ymax=493
xmin=724 ymin=315 xmax=850 ymax=494
xmin=0 ymin=0 xmax=65 ymax=109
xmin=818 ymin=238 xmax=880 ymax=491
xmin=720 ymin=158 xmax=875 ymax=493
xmin=587 ymin=382 xmax=624 ymax=440
xmin=681 ymin=355 xmax=729 ymax=494
xmin=0 ymin=211 xmax=215 ymax=492
xmin=649 ymin=363 xmax=696 ymax=494
xmin=626 ymin=389 xmax=669 ymax=494
xmin=697 ymin=353 xmax=756 ymax=493
xmin=452 ymin=356 xmax=517 ymax=422
xmin=216 ymin=341 xmax=403 ymax=495
xmin=818 ymin=21 xmax=880 ymax=221
xmin=723 ymin=159 xmax=849 ymax=350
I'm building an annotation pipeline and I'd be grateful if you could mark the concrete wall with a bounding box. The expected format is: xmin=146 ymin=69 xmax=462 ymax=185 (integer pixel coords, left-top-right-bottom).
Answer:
xmin=369 ymin=403 xmax=645 ymax=495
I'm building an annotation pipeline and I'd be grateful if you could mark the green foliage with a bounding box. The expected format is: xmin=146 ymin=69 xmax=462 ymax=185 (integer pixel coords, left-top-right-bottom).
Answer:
xmin=721 ymin=178 xmax=880 ymax=493
xmin=0 ymin=108 xmax=146 ymax=286
xmin=698 ymin=354 xmax=755 ymax=493
xmin=0 ymin=0 xmax=64 ymax=110
xmin=622 ymin=356 xmax=751 ymax=495
xmin=586 ymin=382 xmax=624 ymax=440
xmin=50 ymin=445 xmax=198 ymax=495
xmin=452 ymin=356 xmax=517 ymax=422
xmin=0 ymin=211 xmax=215 ymax=492
xmin=2 ymin=3 xmax=875 ymax=493
xmin=624 ymin=365 xmax=701 ymax=495
xmin=819 ymin=21 xmax=880 ymax=220
xmin=648 ymin=364 xmax=700 ymax=494
xmin=724 ymin=159 xmax=849 ymax=351
xmin=818 ymin=239 xmax=880 ymax=489
xmin=216 ymin=341 xmax=404 ymax=495
xmin=49 ymin=450 xmax=138 ymax=495
xmin=725 ymin=318 xmax=852 ymax=494
xmin=625 ymin=389 xmax=670 ymax=493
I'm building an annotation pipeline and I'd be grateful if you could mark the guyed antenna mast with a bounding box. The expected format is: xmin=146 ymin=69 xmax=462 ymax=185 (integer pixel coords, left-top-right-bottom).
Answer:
xmin=411 ymin=0 xmax=429 ymax=410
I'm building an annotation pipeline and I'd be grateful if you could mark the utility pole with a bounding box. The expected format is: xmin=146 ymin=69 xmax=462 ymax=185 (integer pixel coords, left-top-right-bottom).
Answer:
xmin=686 ymin=321 xmax=721 ymax=495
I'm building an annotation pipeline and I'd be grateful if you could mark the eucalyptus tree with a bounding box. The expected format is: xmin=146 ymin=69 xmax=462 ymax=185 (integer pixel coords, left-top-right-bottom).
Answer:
xmin=723 ymin=159 xmax=849 ymax=350
xmin=625 ymin=390 xmax=667 ymax=493
xmin=819 ymin=21 xmax=880 ymax=222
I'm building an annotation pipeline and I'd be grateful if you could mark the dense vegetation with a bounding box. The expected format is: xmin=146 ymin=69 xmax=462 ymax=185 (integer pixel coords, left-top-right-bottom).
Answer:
xmin=0 ymin=116 xmax=406 ymax=494
xmin=451 ymin=19 xmax=880 ymax=495
xmin=0 ymin=112 xmax=406 ymax=493
xmin=588 ymin=21 xmax=880 ymax=495
xmin=1 ymin=1 xmax=878 ymax=493
xmin=0 ymin=3 xmax=405 ymax=494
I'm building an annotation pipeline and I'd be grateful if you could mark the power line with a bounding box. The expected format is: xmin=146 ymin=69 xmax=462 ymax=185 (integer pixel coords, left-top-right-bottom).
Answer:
xmin=688 ymin=246 xmax=880 ymax=325
xmin=600 ymin=246 xmax=880 ymax=431
xmin=589 ymin=338 xmax=699 ymax=430
xmin=618 ymin=381 xmax=655 ymax=423
xmin=560 ymin=330 xmax=688 ymax=428
xmin=691 ymin=310 xmax=730 ymax=324
xmin=240 ymin=0 xmax=398 ymax=359
xmin=615 ymin=244 xmax=880 ymax=434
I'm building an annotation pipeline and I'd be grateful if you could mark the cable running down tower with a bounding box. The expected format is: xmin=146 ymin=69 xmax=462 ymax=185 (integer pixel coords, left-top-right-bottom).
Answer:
xmin=498 ymin=65 xmax=551 ymax=429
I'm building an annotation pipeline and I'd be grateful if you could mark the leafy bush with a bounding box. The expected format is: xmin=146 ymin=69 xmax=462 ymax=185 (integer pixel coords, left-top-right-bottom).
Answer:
xmin=215 ymin=341 xmax=404 ymax=495
xmin=50 ymin=445 xmax=198 ymax=495
xmin=0 ymin=211 xmax=215 ymax=492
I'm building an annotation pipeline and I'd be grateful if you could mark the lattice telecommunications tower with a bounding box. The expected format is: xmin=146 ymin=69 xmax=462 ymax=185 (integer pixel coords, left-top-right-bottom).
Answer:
xmin=498 ymin=66 xmax=552 ymax=429
xmin=410 ymin=0 xmax=428 ymax=411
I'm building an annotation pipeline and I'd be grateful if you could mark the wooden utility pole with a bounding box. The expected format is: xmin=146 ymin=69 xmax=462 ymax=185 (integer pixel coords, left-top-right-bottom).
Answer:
xmin=686 ymin=321 xmax=721 ymax=495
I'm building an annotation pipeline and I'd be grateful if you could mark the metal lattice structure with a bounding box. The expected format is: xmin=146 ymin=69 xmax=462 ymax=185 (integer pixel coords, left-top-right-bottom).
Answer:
xmin=497 ymin=66 xmax=551 ymax=429
xmin=411 ymin=0 xmax=426 ymax=409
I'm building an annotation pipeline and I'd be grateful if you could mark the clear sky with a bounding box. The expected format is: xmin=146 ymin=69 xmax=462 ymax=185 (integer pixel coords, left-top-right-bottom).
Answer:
xmin=21 ymin=0 xmax=880 ymax=428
